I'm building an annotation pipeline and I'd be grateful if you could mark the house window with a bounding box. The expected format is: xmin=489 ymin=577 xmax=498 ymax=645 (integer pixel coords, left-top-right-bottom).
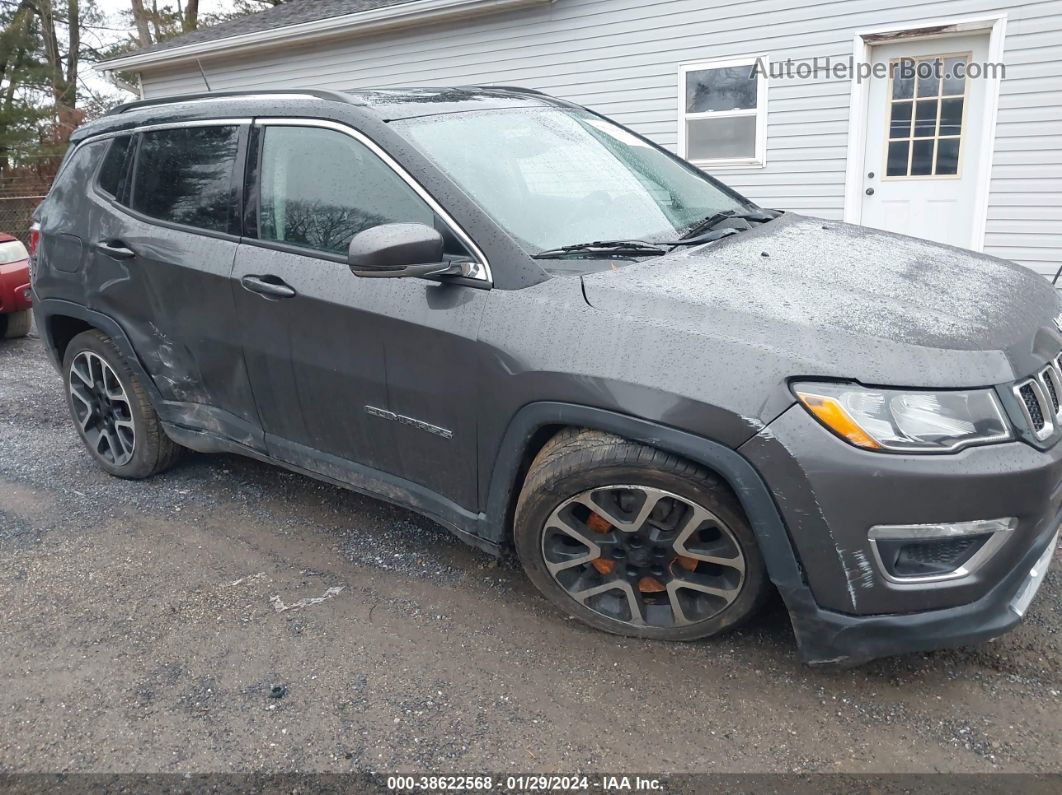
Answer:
xmin=678 ymin=57 xmax=767 ymax=168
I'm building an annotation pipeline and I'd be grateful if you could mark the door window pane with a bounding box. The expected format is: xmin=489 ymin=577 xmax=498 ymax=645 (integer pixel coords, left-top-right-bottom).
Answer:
xmin=913 ymin=100 xmax=938 ymax=138
xmin=258 ymin=126 xmax=434 ymax=256
xmin=98 ymin=136 xmax=132 ymax=198
xmin=916 ymin=59 xmax=942 ymax=98
xmin=886 ymin=141 xmax=910 ymax=177
xmin=685 ymin=66 xmax=757 ymax=113
xmin=685 ymin=116 xmax=757 ymax=161
xmin=936 ymin=139 xmax=961 ymax=175
xmin=131 ymin=126 xmax=239 ymax=232
xmin=942 ymin=57 xmax=967 ymax=96
xmin=892 ymin=66 xmax=915 ymax=100
xmin=889 ymin=102 xmax=912 ymax=139
xmin=939 ymin=98 xmax=964 ymax=137
xmin=911 ymin=140 xmax=935 ymax=176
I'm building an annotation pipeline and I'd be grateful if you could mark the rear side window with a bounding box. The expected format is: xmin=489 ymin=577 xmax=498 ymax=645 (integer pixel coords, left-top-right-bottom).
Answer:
xmin=97 ymin=136 xmax=132 ymax=199
xmin=257 ymin=125 xmax=434 ymax=255
xmin=130 ymin=125 xmax=239 ymax=233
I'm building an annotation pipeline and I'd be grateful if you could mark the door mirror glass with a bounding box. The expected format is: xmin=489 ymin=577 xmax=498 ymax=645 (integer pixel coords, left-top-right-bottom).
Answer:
xmin=348 ymin=223 xmax=449 ymax=278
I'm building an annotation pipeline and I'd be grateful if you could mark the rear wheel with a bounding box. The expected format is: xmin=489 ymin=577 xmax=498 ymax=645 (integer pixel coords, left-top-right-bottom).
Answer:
xmin=515 ymin=429 xmax=769 ymax=640
xmin=1 ymin=310 xmax=31 ymax=339
xmin=62 ymin=330 xmax=181 ymax=479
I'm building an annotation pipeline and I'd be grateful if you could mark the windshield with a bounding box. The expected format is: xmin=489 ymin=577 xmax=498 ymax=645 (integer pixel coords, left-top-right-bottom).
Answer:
xmin=392 ymin=108 xmax=750 ymax=254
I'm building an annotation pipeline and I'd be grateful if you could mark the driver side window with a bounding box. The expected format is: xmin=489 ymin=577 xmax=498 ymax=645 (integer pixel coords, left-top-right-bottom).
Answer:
xmin=256 ymin=125 xmax=437 ymax=256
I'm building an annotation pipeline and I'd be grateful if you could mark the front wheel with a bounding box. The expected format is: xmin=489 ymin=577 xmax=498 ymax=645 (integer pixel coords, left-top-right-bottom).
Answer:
xmin=62 ymin=330 xmax=181 ymax=479
xmin=514 ymin=429 xmax=769 ymax=640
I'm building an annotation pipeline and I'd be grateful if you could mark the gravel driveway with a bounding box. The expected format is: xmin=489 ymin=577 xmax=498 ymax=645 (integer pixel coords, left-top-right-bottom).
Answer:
xmin=1 ymin=332 xmax=1060 ymax=775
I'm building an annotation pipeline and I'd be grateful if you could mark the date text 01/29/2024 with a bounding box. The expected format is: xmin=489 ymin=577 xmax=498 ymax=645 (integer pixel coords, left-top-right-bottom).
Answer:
xmin=385 ymin=775 xmax=664 ymax=791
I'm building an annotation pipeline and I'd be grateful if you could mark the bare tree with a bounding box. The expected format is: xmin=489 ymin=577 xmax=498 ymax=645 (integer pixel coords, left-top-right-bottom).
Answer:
xmin=128 ymin=0 xmax=152 ymax=46
xmin=29 ymin=0 xmax=77 ymax=122
xmin=182 ymin=0 xmax=198 ymax=32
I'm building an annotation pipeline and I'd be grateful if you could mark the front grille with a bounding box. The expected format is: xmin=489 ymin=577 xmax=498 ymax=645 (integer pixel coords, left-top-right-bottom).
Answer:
xmin=1021 ymin=383 xmax=1046 ymax=431
xmin=1012 ymin=353 xmax=1062 ymax=442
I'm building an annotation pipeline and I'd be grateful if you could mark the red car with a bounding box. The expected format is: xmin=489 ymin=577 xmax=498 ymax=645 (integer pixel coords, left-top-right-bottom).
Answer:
xmin=0 ymin=231 xmax=32 ymax=338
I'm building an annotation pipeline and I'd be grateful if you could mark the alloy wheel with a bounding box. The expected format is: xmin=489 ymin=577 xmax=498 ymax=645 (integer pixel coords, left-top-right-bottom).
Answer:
xmin=540 ymin=485 xmax=746 ymax=628
xmin=68 ymin=350 xmax=136 ymax=466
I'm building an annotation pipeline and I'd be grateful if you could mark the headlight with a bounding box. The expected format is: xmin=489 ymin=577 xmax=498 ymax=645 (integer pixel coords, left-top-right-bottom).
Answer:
xmin=793 ymin=382 xmax=1012 ymax=452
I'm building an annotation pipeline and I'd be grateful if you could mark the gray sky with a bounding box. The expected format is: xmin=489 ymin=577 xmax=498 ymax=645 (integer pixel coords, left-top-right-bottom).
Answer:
xmin=83 ymin=0 xmax=235 ymax=101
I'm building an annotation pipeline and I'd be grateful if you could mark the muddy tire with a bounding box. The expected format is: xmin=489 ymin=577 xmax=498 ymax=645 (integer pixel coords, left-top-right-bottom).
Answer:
xmin=62 ymin=329 xmax=182 ymax=479
xmin=514 ymin=428 xmax=769 ymax=640
xmin=1 ymin=310 xmax=31 ymax=339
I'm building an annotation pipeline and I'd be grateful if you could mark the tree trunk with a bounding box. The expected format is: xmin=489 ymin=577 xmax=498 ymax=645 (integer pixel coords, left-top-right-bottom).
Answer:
xmin=183 ymin=0 xmax=199 ymax=32
xmin=149 ymin=0 xmax=161 ymax=41
xmin=64 ymin=0 xmax=78 ymax=96
xmin=129 ymin=0 xmax=153 ymax=46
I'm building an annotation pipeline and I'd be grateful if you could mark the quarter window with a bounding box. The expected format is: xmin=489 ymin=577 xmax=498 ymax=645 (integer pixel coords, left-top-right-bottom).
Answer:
xmin=97 ymin=136 xmax=132 ymax=199
xmin=257 ymin=126 xmax=434 ymax=256
xmin=679 ymin=57 xmax=767 ymax=167
xmin=130 ymin=125 xmax=240 ymax=232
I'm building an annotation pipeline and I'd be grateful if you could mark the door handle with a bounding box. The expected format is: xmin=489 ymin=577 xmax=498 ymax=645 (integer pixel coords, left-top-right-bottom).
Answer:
xmin=241 ymin=274 xmax=297 ymax=299
xmin=865 ymin=188 xmax=875 ymax=196
xmin=95 ymin=240 xmax=136 ymax=259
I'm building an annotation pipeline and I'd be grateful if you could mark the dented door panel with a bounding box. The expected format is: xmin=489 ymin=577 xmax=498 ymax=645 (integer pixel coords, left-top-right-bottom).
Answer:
xmin=94 ymin=215 xmax=257 ymax=436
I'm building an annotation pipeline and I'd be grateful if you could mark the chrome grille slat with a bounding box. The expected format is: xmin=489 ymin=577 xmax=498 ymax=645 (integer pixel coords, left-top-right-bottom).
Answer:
xmin=1011 ymin=354 xmax=1062 ymax=442
xmin=1019 ymin=382 xmax=1046 ymax=433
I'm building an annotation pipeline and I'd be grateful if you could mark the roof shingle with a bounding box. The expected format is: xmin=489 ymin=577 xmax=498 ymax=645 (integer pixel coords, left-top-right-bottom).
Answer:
xmin=137 ymin=0 xmax=420 ymax=55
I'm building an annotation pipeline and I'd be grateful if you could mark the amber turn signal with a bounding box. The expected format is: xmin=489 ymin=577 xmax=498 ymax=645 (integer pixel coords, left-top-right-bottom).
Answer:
xmin=795 ymin=391 xmax=882 ymax=450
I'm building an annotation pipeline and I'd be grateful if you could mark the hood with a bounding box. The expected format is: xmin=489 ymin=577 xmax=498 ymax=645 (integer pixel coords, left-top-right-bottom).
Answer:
xmin=581 ymin=213 xmax=1062 ymax=388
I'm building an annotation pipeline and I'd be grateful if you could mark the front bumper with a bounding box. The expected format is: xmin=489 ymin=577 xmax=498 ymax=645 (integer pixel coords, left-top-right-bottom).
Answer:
xmin=740 ymin=404 xmax=1061 ymax=664
xmin=785 ymin=527 xmax=1056 ymax=665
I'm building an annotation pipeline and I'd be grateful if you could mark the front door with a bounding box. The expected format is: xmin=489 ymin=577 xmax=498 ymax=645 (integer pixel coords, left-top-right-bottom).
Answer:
xmin=860 ymin=33 xmax=989 ymax=249
xmin=232 ymin=120 xmax=486 ymax=510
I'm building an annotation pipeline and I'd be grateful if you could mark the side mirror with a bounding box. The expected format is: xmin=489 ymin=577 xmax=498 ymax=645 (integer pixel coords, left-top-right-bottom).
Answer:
xmin=348 ymin=223 xmax=449 ymax=278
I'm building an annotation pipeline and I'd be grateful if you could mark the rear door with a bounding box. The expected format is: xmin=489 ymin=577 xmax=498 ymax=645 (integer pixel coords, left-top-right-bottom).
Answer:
xmin=91 ymin=122 xmax=261 ymax=446
xmin=232 ymin=119 xmax=488 ymax=510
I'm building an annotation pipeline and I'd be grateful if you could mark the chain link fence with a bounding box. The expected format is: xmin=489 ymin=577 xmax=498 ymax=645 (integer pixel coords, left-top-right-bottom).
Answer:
xmin=1 ymin=150 xmax=62 ymax=244
xmin=0 ymin=195 xmax=46 ymax=244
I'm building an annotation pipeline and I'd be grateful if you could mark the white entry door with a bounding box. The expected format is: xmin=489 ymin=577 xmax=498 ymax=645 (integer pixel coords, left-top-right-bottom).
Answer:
xmin=860 ymin=33 xmax=989 ymax=249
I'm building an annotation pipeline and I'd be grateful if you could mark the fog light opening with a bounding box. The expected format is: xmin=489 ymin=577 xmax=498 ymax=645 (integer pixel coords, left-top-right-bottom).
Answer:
xmin=867 ymin=518 xmax=1016 ymax=584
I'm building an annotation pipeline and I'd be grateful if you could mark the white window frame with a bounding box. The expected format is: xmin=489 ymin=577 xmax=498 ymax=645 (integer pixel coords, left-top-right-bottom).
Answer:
xmin=677 ymin=56 xmax=768 ymax=169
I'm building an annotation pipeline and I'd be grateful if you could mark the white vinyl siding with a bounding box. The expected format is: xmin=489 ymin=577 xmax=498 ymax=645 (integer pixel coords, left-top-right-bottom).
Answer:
xmin=138 ymin=0 xmax=1062 ymax=276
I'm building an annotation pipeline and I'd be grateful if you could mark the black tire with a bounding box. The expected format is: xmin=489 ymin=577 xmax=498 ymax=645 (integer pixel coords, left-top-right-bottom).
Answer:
xmin=62 ymin=329 xmax=182 ymax=479
xmin=514 ymin=428 xmax=769 ymax=641
xmin=2 ymin=310 xmax=31 ymax=339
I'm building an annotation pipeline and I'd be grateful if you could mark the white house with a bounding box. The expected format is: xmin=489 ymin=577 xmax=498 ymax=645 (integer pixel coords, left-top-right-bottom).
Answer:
xmin=98 ymin=0 xmax=1062 ymax=278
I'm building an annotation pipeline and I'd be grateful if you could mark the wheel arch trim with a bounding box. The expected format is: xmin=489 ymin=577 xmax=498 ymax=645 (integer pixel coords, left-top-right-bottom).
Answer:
xmin=484 ymin=402 xmax=807 ymax=595
xmin=34 ymin=299 xmax=165 ymax=407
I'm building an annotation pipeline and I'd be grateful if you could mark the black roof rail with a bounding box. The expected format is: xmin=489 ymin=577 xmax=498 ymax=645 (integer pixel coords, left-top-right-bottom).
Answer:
xmin=465 ymin=85 xmax=546 ymax=96
xmin=108 ymin=89 xmax=360 ymax=115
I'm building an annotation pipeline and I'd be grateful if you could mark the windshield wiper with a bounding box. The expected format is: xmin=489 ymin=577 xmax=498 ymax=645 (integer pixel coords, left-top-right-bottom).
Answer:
xmin=665 ymin=228 xmax=741 ymax=246
xmin=532 ymin=240 xmax=667 ymax=259
xmin=677 ymin=208 xmax=778 ymax=242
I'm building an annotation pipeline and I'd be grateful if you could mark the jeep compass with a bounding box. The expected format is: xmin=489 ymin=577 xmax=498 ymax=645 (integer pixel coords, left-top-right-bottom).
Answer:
xmin=30 ymin=88 xmax=1059 ymax=665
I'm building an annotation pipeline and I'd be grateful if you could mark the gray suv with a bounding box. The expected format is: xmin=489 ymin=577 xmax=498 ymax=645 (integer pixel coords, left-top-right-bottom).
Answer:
xmin=30 ymin=88 xmax=1059 ymax=665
